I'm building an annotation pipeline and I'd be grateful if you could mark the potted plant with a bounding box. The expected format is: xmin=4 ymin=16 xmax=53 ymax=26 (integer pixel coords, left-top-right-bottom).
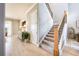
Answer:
xmin=22 ymin=31 xmax=30 ymax=43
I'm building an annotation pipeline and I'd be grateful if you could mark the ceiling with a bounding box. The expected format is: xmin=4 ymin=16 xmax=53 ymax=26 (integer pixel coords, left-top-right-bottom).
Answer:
xmin=5 ymin=3 xmax=34 ymax=20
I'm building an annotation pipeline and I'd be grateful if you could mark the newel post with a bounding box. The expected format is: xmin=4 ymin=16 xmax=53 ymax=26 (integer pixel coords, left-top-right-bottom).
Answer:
xmin=53 ymin=27 xmax=59 ymax=56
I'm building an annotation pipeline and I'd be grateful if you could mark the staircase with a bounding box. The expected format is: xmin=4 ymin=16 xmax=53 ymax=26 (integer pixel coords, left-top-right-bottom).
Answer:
xmin=39 ymin=3 xmax=67 ymax=56
xmin=40 ymin=25 xmax=58 ymax=54
xmin=40 ymin=14 xmax=67 ymax=55
xmin=40 ymin=20 xmax=66 ymax=55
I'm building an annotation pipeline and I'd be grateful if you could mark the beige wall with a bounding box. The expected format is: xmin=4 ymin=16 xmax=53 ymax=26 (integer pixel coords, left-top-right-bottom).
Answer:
xmin=12 ymin=20 xmax=20 ymax=36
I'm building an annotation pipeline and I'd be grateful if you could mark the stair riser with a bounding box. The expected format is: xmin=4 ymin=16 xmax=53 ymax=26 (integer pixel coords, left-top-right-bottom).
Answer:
xmin=48 ymin=32 xmax=54 ymax=34
xmin=46 ymin=35 xmax=54 ymax=37
xmin=45 ymin=38 xmax=54 ymax=42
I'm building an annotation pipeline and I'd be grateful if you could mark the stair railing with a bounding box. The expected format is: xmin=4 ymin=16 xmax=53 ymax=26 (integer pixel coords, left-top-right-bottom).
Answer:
xmin=54 ymin=11 xmax=67 ymax=56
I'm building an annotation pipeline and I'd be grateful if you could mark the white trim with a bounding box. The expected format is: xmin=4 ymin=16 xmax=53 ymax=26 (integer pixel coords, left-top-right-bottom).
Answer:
xmin=25 ymin=4 xmax=37 ymax=15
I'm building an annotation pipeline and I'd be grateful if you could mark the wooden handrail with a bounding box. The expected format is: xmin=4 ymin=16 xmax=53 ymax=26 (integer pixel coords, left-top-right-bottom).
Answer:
xmin=54 ymin=11 xmax=67 ymax=56
xmin=58 ymin=11 xmax=67 ymax=31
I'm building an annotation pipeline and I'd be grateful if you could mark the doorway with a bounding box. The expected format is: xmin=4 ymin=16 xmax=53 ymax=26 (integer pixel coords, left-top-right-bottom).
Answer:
xmin=5 ymin=20 xmax=12 ymax=55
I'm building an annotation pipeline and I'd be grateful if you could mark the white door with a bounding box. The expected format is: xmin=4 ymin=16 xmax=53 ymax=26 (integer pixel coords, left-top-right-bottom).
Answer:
xmin=30 ymin=10 xmax=38 ymax=45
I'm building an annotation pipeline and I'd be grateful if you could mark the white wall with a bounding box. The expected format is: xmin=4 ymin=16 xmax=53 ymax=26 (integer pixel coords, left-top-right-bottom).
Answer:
xmin=49 ymin=3 xmax=68 ymax=24
xmin=68 ymin=3 xmax=79 ymax=33
xmin=68 ymin=13 xmax=77 ymax=32
xmin=38 ymin=3 xmax=53 ymax=41
xmin=30 ymin=9 xmax=38 ymax=45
